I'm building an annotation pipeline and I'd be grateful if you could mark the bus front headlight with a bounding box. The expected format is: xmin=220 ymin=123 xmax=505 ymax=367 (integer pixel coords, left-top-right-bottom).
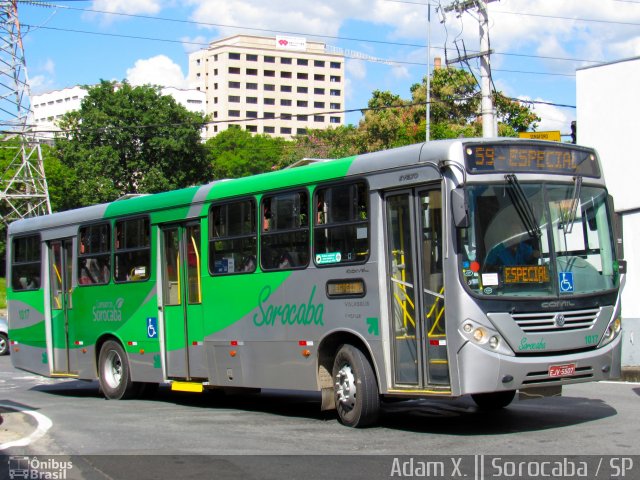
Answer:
xmin=460 ymin=320 xmax=512 ymax=355
xmin=600 ymin=317 xmax=622 ymax=347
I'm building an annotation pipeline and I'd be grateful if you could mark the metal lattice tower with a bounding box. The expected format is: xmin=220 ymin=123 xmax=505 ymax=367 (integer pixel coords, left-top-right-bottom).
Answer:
xmin=0 ymin=0 xmax=51 ymax=224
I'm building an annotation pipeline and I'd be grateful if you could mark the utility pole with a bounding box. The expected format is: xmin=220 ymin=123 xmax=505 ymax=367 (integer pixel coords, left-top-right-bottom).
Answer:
xmin=444 ymin=0 xmax=498 ymax=138
xmin=426 ymin=2 xmax=431 ymax=142
xmin=0 ymin=0 xmax=51 ymax=224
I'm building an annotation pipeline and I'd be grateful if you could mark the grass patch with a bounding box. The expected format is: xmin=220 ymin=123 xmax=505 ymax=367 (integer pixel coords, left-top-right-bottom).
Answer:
xmin=0 ymin=277 xmax=6 ymax=309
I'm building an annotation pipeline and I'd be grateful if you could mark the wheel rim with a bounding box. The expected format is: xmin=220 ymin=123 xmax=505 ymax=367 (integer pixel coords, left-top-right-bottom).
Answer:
xmin=103 ymin=349 xmax=123 ymax=389
xmin=335 ymin=363 xmax=357 ymax=410
xmin=0 ymin=336 xmax=6 ymax=354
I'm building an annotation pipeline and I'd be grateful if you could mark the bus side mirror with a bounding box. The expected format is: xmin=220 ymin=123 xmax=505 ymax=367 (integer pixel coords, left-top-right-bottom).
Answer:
xmin=608 ymin=194 xmax=624 ymax=262
xmin=451 ymin=188 xmax=469 ymax=228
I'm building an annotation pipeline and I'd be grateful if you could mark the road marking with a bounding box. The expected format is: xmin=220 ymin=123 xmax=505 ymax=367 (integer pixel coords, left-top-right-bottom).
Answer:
xmin=0 ymin=403 xmax=53 ymax=450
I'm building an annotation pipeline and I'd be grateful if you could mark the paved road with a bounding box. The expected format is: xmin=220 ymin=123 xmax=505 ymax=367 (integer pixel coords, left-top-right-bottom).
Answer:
xmin=1 ymin=356 xmax=639 ymax=478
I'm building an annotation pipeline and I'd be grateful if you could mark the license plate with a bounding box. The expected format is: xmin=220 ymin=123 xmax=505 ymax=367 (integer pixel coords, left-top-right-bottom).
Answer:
xmin=549 ymin=363 xmax=576 ymax=378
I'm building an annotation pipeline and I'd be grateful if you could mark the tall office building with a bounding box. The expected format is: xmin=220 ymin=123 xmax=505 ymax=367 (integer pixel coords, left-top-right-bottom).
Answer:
xmin=188 ymin=35 xmax=346 ymax=139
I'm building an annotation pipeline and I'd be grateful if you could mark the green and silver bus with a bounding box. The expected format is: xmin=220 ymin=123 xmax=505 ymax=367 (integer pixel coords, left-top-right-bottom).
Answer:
xmin=7 ymin=138 xmax=624 ymax=427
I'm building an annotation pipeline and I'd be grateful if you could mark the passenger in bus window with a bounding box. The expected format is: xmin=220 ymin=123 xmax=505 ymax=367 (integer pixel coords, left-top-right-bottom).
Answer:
xmin=485 ymin=223 xmax=539 ymax=268
xmin=278 ymin=252 xmax=293 ymax=269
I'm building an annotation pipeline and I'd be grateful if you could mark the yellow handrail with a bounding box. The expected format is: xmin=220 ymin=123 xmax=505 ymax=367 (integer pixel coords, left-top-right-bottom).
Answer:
xmin=189 ymin=232 xmax=201 ymax=303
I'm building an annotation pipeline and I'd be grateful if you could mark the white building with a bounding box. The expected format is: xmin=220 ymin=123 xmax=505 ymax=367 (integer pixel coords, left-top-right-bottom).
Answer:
xmin=188 ymin=34 xmax=345 ymax=139
xmin=31 ymin=85 xmax=206 ymax=139
xmin=576 ymin=56 xmax=640 ymax=366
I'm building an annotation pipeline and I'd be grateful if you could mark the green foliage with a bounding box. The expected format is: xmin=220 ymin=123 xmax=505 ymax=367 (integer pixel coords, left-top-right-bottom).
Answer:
xmin=206 ymin=127 xmax=289 ymax=178
xmin=54 ymin=81 xmax=212 ymax=208
xmin=0 ymin=277 xmax=5 ymax=309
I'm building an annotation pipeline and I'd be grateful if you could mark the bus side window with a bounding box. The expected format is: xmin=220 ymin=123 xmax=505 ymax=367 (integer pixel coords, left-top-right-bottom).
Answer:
xmin=11 ymin=234 xmax=42 ymax=291
xmin=261 ymin=190 xmax=310 ymax=271
xmin=114 ymin=217 xmax=150 ymax=283
xmin=209 ymin=198 xmax=257 ymax=275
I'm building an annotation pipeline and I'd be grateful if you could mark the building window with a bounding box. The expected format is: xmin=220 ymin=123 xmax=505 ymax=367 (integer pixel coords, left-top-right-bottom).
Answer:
xmin=314 ymin=74 xmax=325 ymax=81
xmin=314 ymin=182 xmax=369 ymax=266
xmin=11 ymin=234 xmax=41 ymax=291
xmin=314 ymin=115 xmax=325 ymax=122
xmin=229 ymin=67 xmax=241 ymax=74
xmin=229 ymin=52 xmax=241 ymax=60
xmin=330 ymin=116 xmax=341 ymax=124
xmin=330 ymin=102 xmax=340 ymax=109
xmin=297 ymin=72 xmax=308 ymax=80
xmin=297 ymin=100 xmax=308 ymax=107
xmin=314 ymin=102 xmax=325 ymax=109
xmin=297 ymin=86 xmax=308 ymax=94
xmin=281 ymin=71 xmax=292 ymax=79
xmin=330 ymin=75 xmax=341 ymax=82
xmin=228 ymin=95 xmax=240 ymax=103
xmin=229 ymin=81 xmax=240 ymax=88
xmin=246 ymin=111 xmax=258 ymax=118
xmin=114 ymin=217 xmax=150 ymax=283
xmin=280 ymin=99 xmax=292 ymax=106
xmin=265 ymin=56 xmax=276 ymax=63
xmin=264 ymin=98 xmax=276 ymax=105
xmin=297 ymin=114 xmax=308 ymax=121
xmin=261 ymin=190 xmax=309 ymax=270
xmin=314 ymin=88 xmax=325 ymax=95
xmin=264 ymin=126 xmax=275 ymax=134
xmin=214 ymin=68 xmax=218 ymax=75
xmin=297 ymin=58 xmax=308 ymax=66
xmin=280 ymin=127 xmax=292 ymax=134
xmin=264 ymin=70 xmax=275 ymax=77
xmin=229 ymin=110 xmax=241 ymax=117
xmin=281 ymin=85 xmax=292 ymax=93
xmin=264 ymin=84 xmax=276 ymax=91
xmin=246 ymin=97 xmax=258 ymax=104
xmin=314 ymin=60 xmax=325 ymax=67
xmin=330 ymin=61 xmax=341 ymax=69
xmin=330 ymin=89 xmax=341 ymax=96
xmin=246 ymin=82 xmax=258 ymax=90
xmin=281 ymin=57 xmax=292 ymax=64
xmin=78 ymin=223 xmax=111 ymax=285
xmin=264 ymin=112 xmax=276 ymax=119
xmin=247 ymin=54 xmax=258 ymax=61
xmin=281 ymin=113 xmax=292 ymax=120
xmin=209 ymin=199 xmax=257 ymax=275
xmin=297 ymin=128 xmax=308 ymax=135
xmin=247 ymin=68 xmax=258 ymax=76
xmin=246 ymin=125 xmax=258 ymax=132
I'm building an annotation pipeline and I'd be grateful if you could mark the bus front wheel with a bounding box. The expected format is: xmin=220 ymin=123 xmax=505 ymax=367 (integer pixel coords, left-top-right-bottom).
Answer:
xmin=471 ymin=390 xmax=516 ymax=409
xmin=98 ymin=340 xmax=138 ymax=400
xmin=332 ymin=344 xmax=380 ymax=427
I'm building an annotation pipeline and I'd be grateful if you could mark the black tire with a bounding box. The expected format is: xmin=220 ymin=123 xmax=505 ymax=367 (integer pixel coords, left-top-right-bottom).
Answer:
xmin=0 ymin=333 xmax=8 ymax=356
xmin=471 ymin=390 xmax=516 ymax=410
xmin=332 ymin=344 xmax=380 ymax=427
xmin=98 ymin=340 xmax=139 ymax=400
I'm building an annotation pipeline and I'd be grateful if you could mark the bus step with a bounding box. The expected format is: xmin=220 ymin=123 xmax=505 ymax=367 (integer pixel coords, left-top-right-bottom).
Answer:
xmin=51 ymin=372 xmax=79 ymax=378
xmin=171 ymin=381 xmax=204 ymax=393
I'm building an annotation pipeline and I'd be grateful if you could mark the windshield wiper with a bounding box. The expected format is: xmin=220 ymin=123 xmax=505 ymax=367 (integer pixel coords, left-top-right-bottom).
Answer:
xmin=505 ymin=174 xmax=541 ymax=238
xmin=563 ymin=175 xmax=583 ymax=233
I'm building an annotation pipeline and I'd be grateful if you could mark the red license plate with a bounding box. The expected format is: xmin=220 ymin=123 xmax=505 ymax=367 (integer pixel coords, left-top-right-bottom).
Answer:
xmin=549 ymin=363 xmax=576 ymax=378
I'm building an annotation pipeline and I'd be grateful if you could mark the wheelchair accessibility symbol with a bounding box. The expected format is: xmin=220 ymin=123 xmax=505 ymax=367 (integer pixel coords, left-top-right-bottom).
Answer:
xmin=147 ymin=317 xmax=158 ymax=338
xmin=559 ymin=272 xmax=574 ymax=293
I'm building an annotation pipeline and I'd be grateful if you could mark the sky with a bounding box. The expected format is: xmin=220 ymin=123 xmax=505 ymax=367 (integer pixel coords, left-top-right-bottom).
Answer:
xmin=14 ymin=0 xmax=640 ymax=137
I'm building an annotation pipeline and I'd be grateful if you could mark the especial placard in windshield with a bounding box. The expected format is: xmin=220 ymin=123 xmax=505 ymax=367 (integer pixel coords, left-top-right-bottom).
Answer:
xmin=464 ymin=143 xmax=601 ymax=177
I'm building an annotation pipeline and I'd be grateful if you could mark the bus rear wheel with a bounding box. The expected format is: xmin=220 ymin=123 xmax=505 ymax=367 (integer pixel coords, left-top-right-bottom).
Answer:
xmin=98 ymin=340 xmax=139 ymax=400
xmin=332 ymin=344 xmax=380 ymax=427
xmin=471 ymin=390 xmax=516 ymax=409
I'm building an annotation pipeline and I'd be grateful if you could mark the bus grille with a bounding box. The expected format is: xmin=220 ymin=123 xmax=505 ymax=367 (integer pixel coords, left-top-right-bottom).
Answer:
xmin=512 ymin=308 xmax=600 ymax=333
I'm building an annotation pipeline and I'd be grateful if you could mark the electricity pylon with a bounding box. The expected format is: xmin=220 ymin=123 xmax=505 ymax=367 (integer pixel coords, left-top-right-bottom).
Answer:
xmin=0 ymin=0 xmax=51 ymax=224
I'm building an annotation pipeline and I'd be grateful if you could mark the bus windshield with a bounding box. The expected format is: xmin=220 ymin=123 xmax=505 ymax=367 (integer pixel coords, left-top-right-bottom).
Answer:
xmin=459 ymin=182 xmax=619 ymax=298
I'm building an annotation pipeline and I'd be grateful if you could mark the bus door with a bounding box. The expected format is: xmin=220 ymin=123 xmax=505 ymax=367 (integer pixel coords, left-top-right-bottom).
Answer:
xmin=385 ymin=187 xmax=450 ymax=389
xmin=160 ymin=222 xmax=206 ymax=380
xmin=49 ymin=238 xmax=77 ymax=374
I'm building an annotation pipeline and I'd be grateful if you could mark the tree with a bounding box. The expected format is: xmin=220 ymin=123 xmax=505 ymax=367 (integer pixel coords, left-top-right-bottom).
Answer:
xmin=54 ymin=81 xmax=211 ymax=208
xmin=284 ymin=125 xmax=364 ymax=165
xmin=206 ymin=127 xmax=289 ymax=178
xmin=358 ymin=67 xmax=540 ymax=147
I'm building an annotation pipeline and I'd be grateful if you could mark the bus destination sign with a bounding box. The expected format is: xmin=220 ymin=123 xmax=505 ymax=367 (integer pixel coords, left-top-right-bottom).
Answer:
xmin=464 ymin=143 xmax=601 ymax=177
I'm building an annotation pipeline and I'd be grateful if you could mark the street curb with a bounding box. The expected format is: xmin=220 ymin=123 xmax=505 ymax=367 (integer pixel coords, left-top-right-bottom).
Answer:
xmin=620 ymin=367 xmax=640 ymax=383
